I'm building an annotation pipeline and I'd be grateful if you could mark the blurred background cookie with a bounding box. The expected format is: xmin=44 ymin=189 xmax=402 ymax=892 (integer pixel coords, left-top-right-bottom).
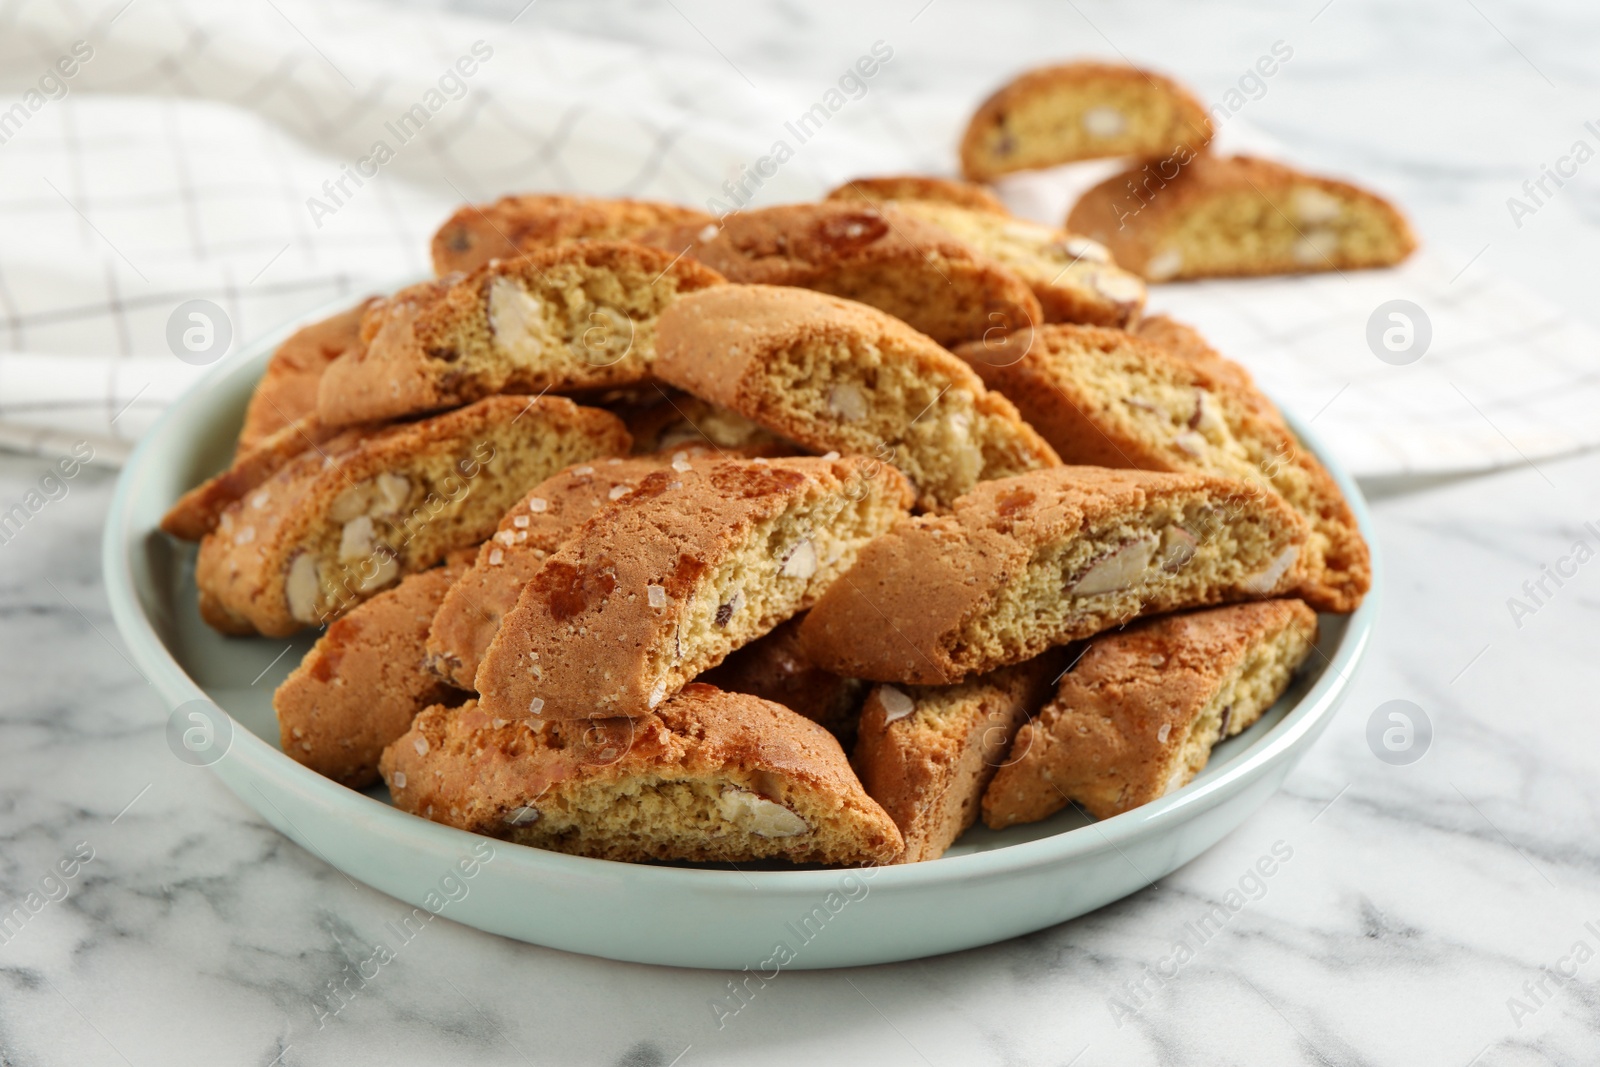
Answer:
xmin=431 ymin=193 xmax=712 ymax=275
xmin=1067 ymin=153 xmax=1417 ymax=280
xmin=960 ymin=61 xmax=1212 ymax=180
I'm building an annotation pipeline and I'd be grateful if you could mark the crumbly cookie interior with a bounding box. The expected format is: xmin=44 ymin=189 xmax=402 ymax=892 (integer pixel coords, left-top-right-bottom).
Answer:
xmin=292 ymin=419 xmax=608 ymax=625
xmin=392 ymin=703 xmax=893 ymax=866
xmin=1169 ymin=611 xmax=1316 ymax=792
xmin=639 ymin=468 xmax=907 ymax=705
xmin=953 ymin=494 xmax=1291 ymax=670
xmin=760 ymin=338 xmax=1044 ymax=509
xmin=504 ymin=774 xmax=847 ymax=864
xmin=1089 ymin=336 xmax=1355 ymax=603
xmin=998 ymin=327 xmax=1354 ymax=607
xmin=432 ymin=256 xmax=698 ymax=394
xmin=974 ymin=81 xmax=1199 ymax=172
xmin=1142 ymin=185 xmax=1412 ymax=280
xmin=1033 ymin=332 xmax=1265 ymax=478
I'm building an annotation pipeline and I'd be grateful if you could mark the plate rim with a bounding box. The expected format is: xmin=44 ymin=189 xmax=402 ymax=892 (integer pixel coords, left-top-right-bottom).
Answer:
xmin=102 ymin=291 xmax=1379 ymax=894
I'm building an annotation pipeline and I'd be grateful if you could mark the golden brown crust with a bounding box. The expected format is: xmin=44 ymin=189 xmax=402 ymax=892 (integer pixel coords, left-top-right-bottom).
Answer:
xmin=983 ymin=600 xmax=1317 ymax=825
xmin=956 ymin=323 xmax=1370 ymax=612
xmin=161 ymin=416 xmax=373 ymax=542
xmin=430 ymin=194 xmax=713 ymax=275
xmin=798 ymin=465 xmax=1310 ymax=684
xmin=194 ymin=396 xmax=630 ymax=637
xmin=1065 ymin=153 xmax=1418 ymax=280
xmin=424 ymin=452 xmax=693 ymax=690
xmin=960 ymin=61 xmax=1212 ymax=180
xmin=474 ymin=455 xmax=913 ymax=721
xmin=1134 ymin=313 xmax=1259 ymax=398
xmin=854 ymin=652 xmax=1063 ymax=863
xmin=698 ymin=616 xmax=866 ymax=745
xmin=653 ymin=284 xmax=1058 ymax=510
xmin=239 ymin=299 xmax=376 ymax=451
xmin=274 ymin=559 xmax=472 ymax=788
xmin=317 ymin=242 xmax=726 ymax=427
xmin=639 ymin=202 xmax=1042 ymax=348
xmin=380 ymin=686 xmax=904 ymax=866
xmin=825 ymin=175 xmax=1010 ymax=215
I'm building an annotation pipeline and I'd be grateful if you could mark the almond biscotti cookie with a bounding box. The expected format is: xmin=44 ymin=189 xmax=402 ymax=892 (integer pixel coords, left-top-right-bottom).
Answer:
xmin=825 ymin=175 xmax=1010 ymax=215
xmin=317 ymin=242 xmax=726 ymax=427
xmin=698 ymin=616 xmax=867 ymax=745
xmin=855 ymin=651 xmax=1063 ymax=863
xmin=960 ymin=61 xmax=1212 ymax=181
xmin=162 ymin=416 xmax=365 ymax=542
xmin=195 ymin=396 xmax=629 ymax=637
xmin=238 ymin=299 xmax=376 ymax=451
xmin=1134 ymin=313 xmax=1258 ymax=399
xmin=275 ymin=556 xmax=472 ymax=788
xmin=474 ymin=455 xmax=913 ymax=721
xmin=430 ymin=193 xmax=713 ymax=275
xmin=641 ymin=202 xmax=1042 ymax=348
xmin=1066 ymin=154 xmax=1417 ymax=280
xmin=799 ymin=466 xmax=1309 ymax=684
xmin=956 ymin=323 xmax=1370 ymax=612
xmin=890 ymin=200 xmax=1146 ymax=327
xmin=381 ymin=686 xmax=904 ymax=866
xmin=654 ymin=285 xmax=1058 ymax=511
xmin=238 ymin=300 xmax=376 ymax=451
xmin=983 ymin=599 xmax=1317 ymax=826
xmin=424 ymin=451 xmax=702 ymax=690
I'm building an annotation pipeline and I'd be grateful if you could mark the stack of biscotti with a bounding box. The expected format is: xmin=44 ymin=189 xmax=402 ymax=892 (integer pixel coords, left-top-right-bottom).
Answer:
xmin=641 ymin=199 xmax=1148 ymax=343
xmin=158 ymin=157 xmax=1377 ymax=869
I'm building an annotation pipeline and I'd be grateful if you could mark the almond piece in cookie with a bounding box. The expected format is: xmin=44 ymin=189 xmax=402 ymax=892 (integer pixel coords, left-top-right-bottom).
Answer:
xmin=381 ymin=686 xmax=904 ymax=866
xmin=825 ymin=175 xmax=1010 ymax=215
xmin=274 ymin=556 xmax=473 ymax=788
xmin=1066 ymin=154 xmax=1417 ymax=281
xmin=799 ymin=466 xmax=1309 ymax=685
xmin=641 ymin=202 xmax=1042 ymax=348
xmin=425 ymin=450 xmax=707 ymax=690
xmin=654 ymin=285 xmax=1058 ymax=511
xmin=316 ymin=242 xmax=726 ymax=427
xmin=983 ymin=599 xmax=1317 ymax=826
xmin=475 ymin=455 xmax=913 ymax=721
xmin=618 ymin=387 xmax=795 ymax=457
xmin=239 ymin=298 xmax=376 ymax=451
xmin=854 ymin=651 xmax=1064 ymax=863
xmin=956 ymin=323 xmax=1370 ymax=612
xmin=194 ymin=396 xmax=630 ymax=637
xmin=430 ymin=194 xmax=712 ymax=276
xmin=699 ymin=616 xmax=867 ymax=746
xmin=891 ymin=200 xmax=1146 ymax=327
xmin=960 ymin=61 xmax=1212 ymax=180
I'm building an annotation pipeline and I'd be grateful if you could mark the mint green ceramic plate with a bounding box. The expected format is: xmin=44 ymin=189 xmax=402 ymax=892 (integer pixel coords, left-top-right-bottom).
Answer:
xmin=103 ymin=296 xmax=1377 ymax=970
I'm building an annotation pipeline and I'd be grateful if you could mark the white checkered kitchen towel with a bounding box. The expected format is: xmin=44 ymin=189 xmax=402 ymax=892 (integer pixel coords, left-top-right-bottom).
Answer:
xmin=0 ymin=0 xmax=1595 ymax=480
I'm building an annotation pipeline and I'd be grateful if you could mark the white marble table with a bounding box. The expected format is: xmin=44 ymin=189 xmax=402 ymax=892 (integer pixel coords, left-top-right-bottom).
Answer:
xmin=4 ymin=1 xmax=1599 ymax=1064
